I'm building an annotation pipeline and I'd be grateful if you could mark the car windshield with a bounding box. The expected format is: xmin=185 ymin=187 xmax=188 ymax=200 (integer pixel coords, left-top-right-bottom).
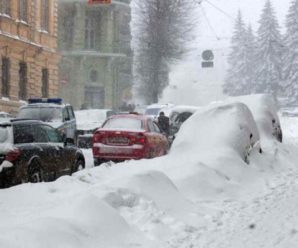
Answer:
xmin=103 ymin=117 xmax=143 ymax=130
xmin=145 ymin=108 xmax=161 ymax=116
xmin=18 ymin=107 xmax=63 ymax=122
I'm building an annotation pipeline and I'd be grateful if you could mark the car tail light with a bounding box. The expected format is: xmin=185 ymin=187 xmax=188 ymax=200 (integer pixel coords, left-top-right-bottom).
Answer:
xmin=6 ymin=149 xmax=21 ymax=162
xmin=93 ymin=131 xmax=106 ymax=144
xmin=130 ymin=133 xmax=146 ymax=145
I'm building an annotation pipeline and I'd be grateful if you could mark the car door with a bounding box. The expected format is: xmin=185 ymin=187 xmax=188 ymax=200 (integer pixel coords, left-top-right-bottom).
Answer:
xmin=32 ymin=124 xmax=59 ymax=180
xmin=152 ymin=122 xmax=168 ymax=156
xmin=43 ymin=125 xmax=74 ymax=176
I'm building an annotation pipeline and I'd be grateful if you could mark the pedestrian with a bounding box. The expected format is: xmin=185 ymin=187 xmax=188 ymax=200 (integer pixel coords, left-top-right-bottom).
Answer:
xmin=157 ymin=111 xmax=170 ymax=136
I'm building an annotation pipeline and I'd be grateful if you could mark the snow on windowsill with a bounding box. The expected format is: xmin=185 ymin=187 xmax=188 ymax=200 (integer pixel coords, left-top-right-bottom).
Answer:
xmin=37 ymin=29 xmax=49 ymax=34
xmin=0 ymin=13 xmax=12 ymax=19
xmin=16 ymin=19 xmax=29 ymax=25
xmin=1 ymin=97 xmax=10 ymax=102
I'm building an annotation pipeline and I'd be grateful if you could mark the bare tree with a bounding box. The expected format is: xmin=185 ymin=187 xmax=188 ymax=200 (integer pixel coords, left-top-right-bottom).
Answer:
xmin=133 ymin=0 xmax=196 ymax=104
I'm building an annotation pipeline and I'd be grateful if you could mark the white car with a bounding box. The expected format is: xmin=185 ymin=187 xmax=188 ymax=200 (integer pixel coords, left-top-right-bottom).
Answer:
xmin=145 ymin=103 xmax=174 ymax=118
xmin=75 ymin=109 xmax=116 ymax=148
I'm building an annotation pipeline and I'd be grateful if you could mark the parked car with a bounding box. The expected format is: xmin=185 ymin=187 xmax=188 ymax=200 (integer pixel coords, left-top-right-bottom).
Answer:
xmin=168 ymin=105 xmax=199 ymax=144
xmin=145 ymin=103 xmax=174 ymax=118
xmin=17 ymin=98 xmax=77 ymax=143
xmin=92 ymin=113 xmax=169 ymax=165
xmin=75 ymin=109 xmax=116 ymax=148
xmin=0 ymin=119 xmax=85 ymax=188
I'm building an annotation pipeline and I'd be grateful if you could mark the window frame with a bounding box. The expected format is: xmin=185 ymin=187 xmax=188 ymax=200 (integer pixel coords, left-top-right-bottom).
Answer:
xmin=18 ymin=0 xmax=28 ymax=22
xmin=1 ymin=57 xmax=10 ymax=98
xmin=40 ymin=0 xmax=49 ymax=32
xmin=19 ymin=62 xmax=27 ymax=100
xmin=0 ymin=0 xmax=11 ymax=16
xmin=41 ymin=68 xmax=49 ymax=98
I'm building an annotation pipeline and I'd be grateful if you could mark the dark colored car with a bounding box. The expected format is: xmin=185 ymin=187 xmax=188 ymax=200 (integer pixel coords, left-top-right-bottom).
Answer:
xmin=92 ymin=114 xmax=169 ymax=165
xmin=0 ymin=120 xmax=85 ymax=188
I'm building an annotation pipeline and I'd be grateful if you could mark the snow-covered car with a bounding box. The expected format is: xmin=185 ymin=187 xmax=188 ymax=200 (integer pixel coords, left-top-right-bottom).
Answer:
xmin=0 ymin=119 xmax=85 ymax=188
xmin=75 ymin=109 xmax=116 ymax=148
xmin=171 ymin=102 xmax=261 ymax=164
xmin=226 ymin=94 xmax=283 ymax=143
xmin=92 ymin=113 xmax=169 ymax=165
xmin=168 ymin=105 xmax=200 ymax=144
xmin=17 ymin=98 xmax=77 ymax=143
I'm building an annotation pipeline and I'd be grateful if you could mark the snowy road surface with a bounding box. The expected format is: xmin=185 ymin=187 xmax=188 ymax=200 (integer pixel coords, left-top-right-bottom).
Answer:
xmin=1 ymin=113 xmax=298 ymax=248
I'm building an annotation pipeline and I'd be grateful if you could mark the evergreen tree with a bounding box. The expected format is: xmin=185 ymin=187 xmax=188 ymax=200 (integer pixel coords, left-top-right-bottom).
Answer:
xmin=255 ymin=0 xmax=283 ymax=97
xmin=223 ymin=11 xmax=248 ymax=96
xmin=244 ymin=25 xmax=258 ymax=94
xmin=283 ymin=0 xmax=298 ymax=104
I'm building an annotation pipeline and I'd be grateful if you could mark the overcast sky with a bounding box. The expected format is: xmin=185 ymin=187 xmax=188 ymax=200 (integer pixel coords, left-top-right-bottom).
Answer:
xmin=196 ymin=0 xmax=292 ymax=49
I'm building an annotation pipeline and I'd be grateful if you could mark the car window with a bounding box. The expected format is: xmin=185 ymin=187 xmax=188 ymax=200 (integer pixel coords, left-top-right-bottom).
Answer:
xmin=42 ymin=125 xmax=62 ymax=143
xmin=103 ymin=117 xmax=143 ymax=130
xmin=153 ymin=123 xmax=161 ymax=133
xmin=67 ymin=106 xmax=75 ymax=120
xmin=18 ymin=107 xmax=63 ymax=122
xmin=147 ymin=119 xmax=154 ymax=132
xmin=14 ymin=124 xmax=35 ymax=144
xmin=63 ymin=107 xmax=70 ymax=121
xmin=34 ymin=125 xmax=49 ymax=143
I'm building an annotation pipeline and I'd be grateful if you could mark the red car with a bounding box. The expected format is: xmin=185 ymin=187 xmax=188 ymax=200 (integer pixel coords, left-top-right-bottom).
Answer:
xmin=92 ymin=114 xmax=169 ymax=165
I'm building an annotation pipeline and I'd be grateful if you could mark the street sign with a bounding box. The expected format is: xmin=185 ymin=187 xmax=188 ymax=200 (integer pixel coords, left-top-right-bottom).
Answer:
xmin=201 ymin=50 xmax=214 ymax=68
xmin=88 ymin=0 xmax=111 ymax=4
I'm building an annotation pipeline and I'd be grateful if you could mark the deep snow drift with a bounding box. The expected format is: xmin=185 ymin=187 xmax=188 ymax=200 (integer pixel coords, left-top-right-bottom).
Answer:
xmin=1 ymin=96 xmax=298 ymax=247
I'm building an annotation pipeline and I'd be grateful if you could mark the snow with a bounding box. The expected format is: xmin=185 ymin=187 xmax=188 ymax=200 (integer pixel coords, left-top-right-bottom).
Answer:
xmin=1 ymin=96 xmax=298 ymax=247
xmin=75 ymin=109 xmax=111 ymax=131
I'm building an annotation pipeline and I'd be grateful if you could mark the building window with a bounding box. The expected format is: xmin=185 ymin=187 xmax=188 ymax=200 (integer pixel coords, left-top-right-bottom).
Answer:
xmin=42 ymin=68 xmax=49 ymax=97
xmin=90 ymin=70 xmax=98 ymax=82
xmin=41 ymin=0 xmax=49 ymax=31
xmin=18 ymin=0 xmax=27 ymax=22
xmin=85 ymin=11 xmax=95 ymax=49
xmin=19 ymin=62 xmax=27 ymax=100
xmin=0 ymin=0 xmax=11 ymax=16
xmin=1 ymin=57 xmax=10 ymax=97
xmin=63 ymin=14 xmax=74 ymax=50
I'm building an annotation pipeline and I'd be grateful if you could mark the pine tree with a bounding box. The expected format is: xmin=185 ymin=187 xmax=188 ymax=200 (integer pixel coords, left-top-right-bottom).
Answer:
xmin=255 ymin=0 xmax=283 ymax=97
xmin=283 ymin=0 xmax=298 ymax=105
xmin=244 ymin=25 xmax=258 ymax=94
xmin=223 ymin=11 xmax=248 ymax=96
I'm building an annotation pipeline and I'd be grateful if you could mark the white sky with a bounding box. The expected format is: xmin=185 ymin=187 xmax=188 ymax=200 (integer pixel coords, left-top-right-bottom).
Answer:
xmin=196 ymin=0 xmax=292 ymax=49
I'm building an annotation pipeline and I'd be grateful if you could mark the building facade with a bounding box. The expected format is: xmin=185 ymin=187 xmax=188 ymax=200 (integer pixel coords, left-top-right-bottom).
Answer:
xmin=0 ymin=0 xmax=59 ymax=114
xmin=58 ymin=0 xmax=132 ymax=110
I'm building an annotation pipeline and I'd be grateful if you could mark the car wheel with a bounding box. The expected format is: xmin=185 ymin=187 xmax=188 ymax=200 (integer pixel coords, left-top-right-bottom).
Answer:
xmin=28 ymin=161 xmax=43 ymax=183
xmin=73 ymin=159 xmax=85 ymax=173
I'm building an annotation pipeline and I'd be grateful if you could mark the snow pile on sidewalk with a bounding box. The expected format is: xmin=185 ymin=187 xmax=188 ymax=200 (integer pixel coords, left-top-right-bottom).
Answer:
xmin=0 ymin=95 xmax=297 ymax=248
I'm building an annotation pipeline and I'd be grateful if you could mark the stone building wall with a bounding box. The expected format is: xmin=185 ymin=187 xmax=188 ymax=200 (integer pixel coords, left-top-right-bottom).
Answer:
xmin=0 ymin=0 xmax=59 ymax=114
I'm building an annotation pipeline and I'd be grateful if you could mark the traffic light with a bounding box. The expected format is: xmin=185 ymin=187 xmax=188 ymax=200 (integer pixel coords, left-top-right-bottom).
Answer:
xmin=88 ymin=0 xmax=111 ymax=4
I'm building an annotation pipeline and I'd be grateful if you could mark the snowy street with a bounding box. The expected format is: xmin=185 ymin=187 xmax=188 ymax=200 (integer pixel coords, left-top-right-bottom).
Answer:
xmin=1 ymin=101 xmax=298 ymax=248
